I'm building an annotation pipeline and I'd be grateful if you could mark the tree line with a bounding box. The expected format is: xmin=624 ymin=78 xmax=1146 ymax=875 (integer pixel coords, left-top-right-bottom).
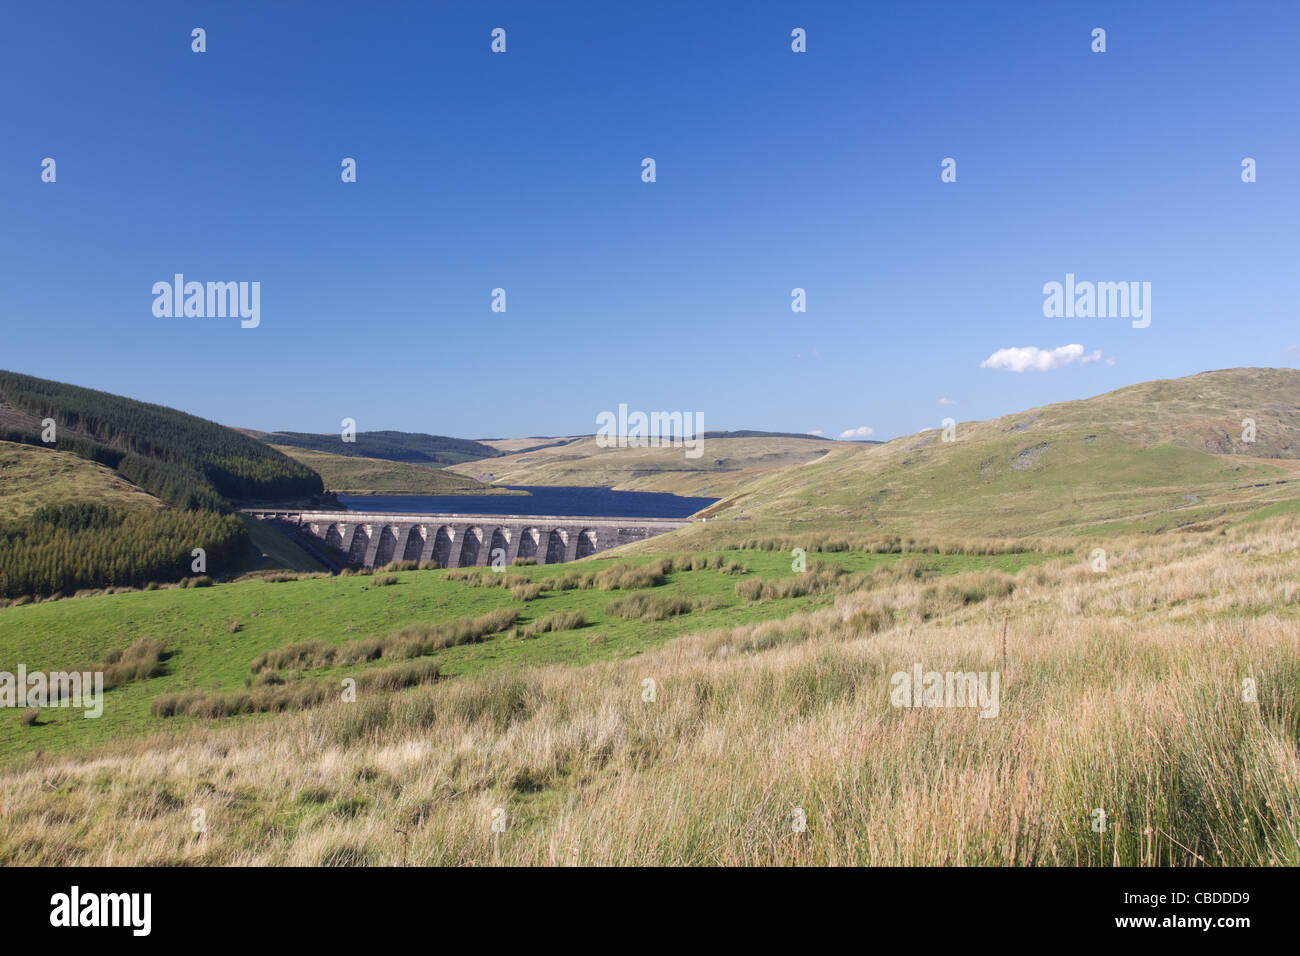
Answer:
xmin=0 ymin=504 xmax=248 ymax=599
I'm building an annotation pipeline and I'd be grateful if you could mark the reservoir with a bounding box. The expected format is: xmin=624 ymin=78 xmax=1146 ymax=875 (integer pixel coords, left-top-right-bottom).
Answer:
xmin=336 ymin=485 xmax=717 ymax=519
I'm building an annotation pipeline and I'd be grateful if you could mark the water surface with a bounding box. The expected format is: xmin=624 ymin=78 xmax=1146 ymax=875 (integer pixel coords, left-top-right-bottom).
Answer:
xmin=336 ymin=485 xmax=715 ymax=519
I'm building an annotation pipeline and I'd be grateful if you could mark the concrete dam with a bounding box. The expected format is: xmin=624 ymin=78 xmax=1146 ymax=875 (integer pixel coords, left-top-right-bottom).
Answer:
xmin=243 ymin=510 xmax=693 ymax=569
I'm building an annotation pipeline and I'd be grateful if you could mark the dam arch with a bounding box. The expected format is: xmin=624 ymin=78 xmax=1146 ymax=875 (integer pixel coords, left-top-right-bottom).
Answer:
xmin=245 ymin=510 xmax=692 ymax=570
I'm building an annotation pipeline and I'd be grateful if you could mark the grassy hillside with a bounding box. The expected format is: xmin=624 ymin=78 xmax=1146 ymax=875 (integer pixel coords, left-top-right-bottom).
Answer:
xmin=262 ymin=430 xmax=502 ymax=466
xmin=648 ymin=368 xmax=1300 ymax=546
xmin=447 ymin=434 xmax=835 ymax=497
xmin=0 ymin=441 xmax=163 ymax=520
xmin=238 ymin=514 xmax=329 ymax=574
xmin=0 ymin=545 xmax=1048 ymax=762
xmin=271 ymin=445 xmax=520 ymax=496
xmin=1 ymin=515 xmax=1295 ymax=865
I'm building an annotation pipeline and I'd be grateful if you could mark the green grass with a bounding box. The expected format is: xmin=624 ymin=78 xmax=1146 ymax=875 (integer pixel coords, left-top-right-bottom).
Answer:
xmin=662 ymin=427 xmax=1300 ymax=546
xmin=0 ymin=548 xmax=1053 ymax=764
xmin=238 ymin=514 xmax=328 ymax=573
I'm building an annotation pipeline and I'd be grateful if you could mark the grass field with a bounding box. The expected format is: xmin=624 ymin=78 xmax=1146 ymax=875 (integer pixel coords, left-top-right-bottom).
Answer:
xmin=3 ymin=368 xmax=1300 ymax=866
xmin=0 ymin=516 xmax=1295 ymax=865
xmin=0 ymin=547 xmax=1050 ymax=763
xmin=238 ymin=515 xmax=329 ymax=574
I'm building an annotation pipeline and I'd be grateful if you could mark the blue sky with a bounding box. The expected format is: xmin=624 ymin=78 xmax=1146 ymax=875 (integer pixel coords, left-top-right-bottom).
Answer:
xmin=2 ymin=1 xmax=1296 ymax=441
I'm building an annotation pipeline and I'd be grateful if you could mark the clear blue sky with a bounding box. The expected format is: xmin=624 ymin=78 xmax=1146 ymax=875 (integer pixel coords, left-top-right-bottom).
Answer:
xmin=2 ymin=1 xmax=1296 ymax=441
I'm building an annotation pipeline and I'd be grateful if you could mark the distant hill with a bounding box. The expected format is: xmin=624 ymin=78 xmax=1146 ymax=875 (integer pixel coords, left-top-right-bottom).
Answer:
xmin=660 ymin=367 xmax=1300 ymax=543
xmin=702 ymin=430 xmax=838 ymax=441
xmin=446 ymin=434 xmax=836 ymax=498
xmin=271 ymin=444 xmax=521 ymax=496
xmin=258 ymin=429 xmax=502 ymax=466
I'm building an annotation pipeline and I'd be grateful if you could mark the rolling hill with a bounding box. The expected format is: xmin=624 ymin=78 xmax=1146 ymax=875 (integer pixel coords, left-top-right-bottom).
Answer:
xmin=4 ymin=367 xmax=1299 ymax=866
xmin=255 ymin=429 xmax=502 ymax=466
xmin=270 ymin=444 xmax=519 ymax=496
xmin=649 ymin=368 xmax=1300 ymax=546
xmin=446 ymin=434 xmax=836 ymax=497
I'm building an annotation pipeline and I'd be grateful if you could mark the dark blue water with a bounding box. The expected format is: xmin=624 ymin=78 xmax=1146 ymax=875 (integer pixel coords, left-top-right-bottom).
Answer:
xmin=336 ymin=486 xmax=716 ymax=519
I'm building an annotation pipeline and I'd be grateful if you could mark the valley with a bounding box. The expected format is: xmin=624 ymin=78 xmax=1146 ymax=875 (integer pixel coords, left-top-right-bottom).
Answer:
xmin=1 ymin=367 xmax=1298 ymax=867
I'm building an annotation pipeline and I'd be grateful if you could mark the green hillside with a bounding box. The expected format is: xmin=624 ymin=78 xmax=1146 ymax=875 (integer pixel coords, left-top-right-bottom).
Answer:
xmin=638 ymin=368 xmax=1300 ymax=546
xmin=0 ymin=545 xmax=1047 ymax=763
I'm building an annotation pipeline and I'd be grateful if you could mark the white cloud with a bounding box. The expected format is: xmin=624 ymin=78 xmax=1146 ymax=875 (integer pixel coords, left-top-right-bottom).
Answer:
xmin=838 ymin=425 xmax=874 ymax=440
xmin=980 ymin=344 xmax=1103 ymax=372
xmin=807 ymin=429 xmax=825 ymax=437
xmin=937 ymin=397 xmax=956 ymax=406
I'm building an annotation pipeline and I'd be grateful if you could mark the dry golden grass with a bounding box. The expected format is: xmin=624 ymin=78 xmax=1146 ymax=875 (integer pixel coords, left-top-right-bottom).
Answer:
xmin=2 ymin=518 xmax=1298 ymax=866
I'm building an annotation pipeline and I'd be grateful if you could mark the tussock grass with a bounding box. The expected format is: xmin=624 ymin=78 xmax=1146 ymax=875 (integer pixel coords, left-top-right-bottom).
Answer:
xmin=521 ymin=610 xmax=586 ymax=637
xmin=101 ymin=637 xmax=169 ymax=689
xmin=606 ymin=593 xmax=720 ymax=621
xmin=509 ymin=581 xmax=543 ymax=601
xmin=728 ymin=532 xmax=1053 ymax=557
xmin=249 ymin=608 xmax=519 ymax=673
xmin=153 ymin=659 xmax=441 ymax=718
